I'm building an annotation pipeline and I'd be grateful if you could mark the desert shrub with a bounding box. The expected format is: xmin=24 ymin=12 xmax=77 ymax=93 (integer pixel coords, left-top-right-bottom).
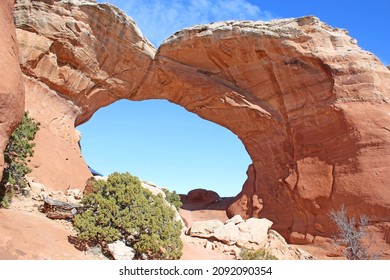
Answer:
xmin=0 ymin=112 xmax=40 ymax=208
xmin=329 ymin=205 xmax=370 ymax=260
xmin=162 ymin=188 xmax=182 ymax=209
xmin=73 ymin=172 xmax=183 ymax=260
xmin=239 ymin=248 xmax=278 ymax=260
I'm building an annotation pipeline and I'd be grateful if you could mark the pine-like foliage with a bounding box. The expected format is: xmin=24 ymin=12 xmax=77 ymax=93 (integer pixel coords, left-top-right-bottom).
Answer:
xmin=73 ymin=172 xmax=183 ymax=260
xmin=0 ymin=112 xmax=40 ymax=208
xmin=162 ymin=188 xmax=183 ymax=210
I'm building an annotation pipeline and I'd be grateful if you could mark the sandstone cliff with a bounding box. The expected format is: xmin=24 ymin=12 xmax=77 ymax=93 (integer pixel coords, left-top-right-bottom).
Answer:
xmin=12 ymin=0 xmax=390 ymax=242
xmin=143 ymin=18 xmax=390 ymax=239
xmin=14 ymin=0 xmax=155 ymax=191
xmin=0 ymin=0 xmax=25 ymax=177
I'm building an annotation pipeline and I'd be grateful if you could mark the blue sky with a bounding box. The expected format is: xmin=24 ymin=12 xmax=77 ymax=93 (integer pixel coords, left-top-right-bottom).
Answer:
xmin=79 ymin=0 xmax=389 ymax=196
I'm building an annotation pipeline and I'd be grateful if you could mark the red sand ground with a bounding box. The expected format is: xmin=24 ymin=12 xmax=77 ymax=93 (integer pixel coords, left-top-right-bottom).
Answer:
xmin=1 ymin=197 xmax=389 ymax=260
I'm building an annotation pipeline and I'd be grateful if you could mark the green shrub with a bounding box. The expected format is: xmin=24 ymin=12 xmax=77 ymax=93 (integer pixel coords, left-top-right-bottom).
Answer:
xmin=162 ymin=188 xmax=183 ymax=210
xmin=0 ymin=112 xmax=40 ymax=208
xmin=73 ymin=172 xmax=183 ymax=260
xmin=239 ymin=248 xmax=278 ymax=260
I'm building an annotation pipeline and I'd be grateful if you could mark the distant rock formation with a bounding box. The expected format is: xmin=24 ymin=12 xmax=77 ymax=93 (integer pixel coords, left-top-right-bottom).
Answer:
xmin=181 ymin=189 xmax=221 ymax=204
xmin=8 ymin=0 xmax=390 ymax=242
xmin=0 ymin=0 xmax=25 ymax=177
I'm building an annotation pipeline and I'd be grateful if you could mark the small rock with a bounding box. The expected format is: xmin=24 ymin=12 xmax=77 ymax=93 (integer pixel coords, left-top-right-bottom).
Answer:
xmin=205 ymin=241 xmax=213 ymax=250
xmin=107 ymin=241 xmax=135 ymax=260
xmin=212 ymin=241 xmax=221 ymax=250
xmin=66 ymin=188 xmax=82 ymax=199
xmin=266 ymin=230 xmax=315 ymax=260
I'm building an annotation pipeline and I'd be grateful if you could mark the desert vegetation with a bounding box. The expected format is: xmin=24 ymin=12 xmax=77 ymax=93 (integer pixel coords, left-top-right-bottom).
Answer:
xmin=239 ymin=248 xmax=278 ymax=260
xmin=0 ymin=112 xmax=39 ymax=208
xmin=329 ymin=205 xmax=372 ymax=260
xmin=73 ymin=172 xmax=183 ymax=260
xmin=162 ymin=188 xmax=183 ymax=210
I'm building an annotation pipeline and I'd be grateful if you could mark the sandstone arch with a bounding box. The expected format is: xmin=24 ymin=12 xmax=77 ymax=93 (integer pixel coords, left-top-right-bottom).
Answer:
xmin=12 ymin=0 xmax=390 ymax=240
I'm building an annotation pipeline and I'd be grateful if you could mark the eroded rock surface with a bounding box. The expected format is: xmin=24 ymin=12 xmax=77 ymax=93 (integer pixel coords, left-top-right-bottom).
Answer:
xmin=187 ymin=215 xmax=314 ymax=260
xmin=13 ymin=0 xmax=390 ymax=241
xmin=14 ymin=0 xmax=155 ymax=191
xmin=149 ymin=18 xmax=390 ymax=240
xmin=0 ymin=0 xmax=25 ymax=177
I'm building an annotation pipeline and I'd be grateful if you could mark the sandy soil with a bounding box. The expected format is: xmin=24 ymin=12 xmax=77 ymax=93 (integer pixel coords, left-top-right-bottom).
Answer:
xmin=0 ymin=197 xmax=235 ymax=260
xmin=0 ymin=208 xmax=90 ymax=259
xmin=1 ymin=196 xmax=389 ymax=260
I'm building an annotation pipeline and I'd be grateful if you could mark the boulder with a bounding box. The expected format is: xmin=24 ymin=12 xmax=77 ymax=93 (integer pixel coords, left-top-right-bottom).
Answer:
xmin=66 ymin=188 xmax=82 ymax=200
xmin=244 ymin=218 xmax=274 ymax=245
xmin=226 ymin=214 xmax=244 ymax=225
xmin=187 ymin=216 xmax=314 ymax=260
xmin=192 ymin=216 xmax=273 ymax=246
xmin=107 ymin=241 xmax=135 ymax=260
xmin=189 ymin=220 xmax=224 ymax=238
xmin=26 ymin=177 xmax=46 ymax=200
xmin=289 ymin=232 xmax=314 ymax=245
xmin=214 ymin=222 xmax=241 ymax=245
xmin=42 ymin=197 xmax=83 ymax=219
xmin=265 ymin=230 xmax=315 ymax=260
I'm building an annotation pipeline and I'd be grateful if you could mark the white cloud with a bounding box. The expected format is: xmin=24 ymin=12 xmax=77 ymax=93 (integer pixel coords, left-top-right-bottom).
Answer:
xmin=99 ymin=0 xmax=273 ymax=46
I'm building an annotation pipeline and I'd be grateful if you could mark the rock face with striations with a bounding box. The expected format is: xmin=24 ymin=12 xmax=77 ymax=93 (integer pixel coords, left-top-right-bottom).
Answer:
xmin=0 ymin=0 xmax=25 ymax=178
xmin=14 ymin=0 xmax=155 ymax=191
xmin=146 ymin=18 xmax=390 ymax=239
xmin=12 ymin=0 xmax=390 ymax=241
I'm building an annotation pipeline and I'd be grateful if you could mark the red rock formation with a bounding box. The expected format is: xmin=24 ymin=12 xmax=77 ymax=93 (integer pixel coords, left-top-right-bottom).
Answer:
xmin=12 ymin=0 xmax=390 ymax=241
xmin=14 ymin=0 xmax=155 ymax=191
xmin=146 ymin=19 xmax=390 ymax=239
xmin=0 ymin=0 xmax=25 ymax=177
xmin=184 ymin=189 xmax=221 ymax=204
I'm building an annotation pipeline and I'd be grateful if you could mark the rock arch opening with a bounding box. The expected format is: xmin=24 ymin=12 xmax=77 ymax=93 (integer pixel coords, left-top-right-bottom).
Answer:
xmin=14 ymin=0 xmax=390 ymax=243
xmin=77 ymin=99 xmax=251 ymax=197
